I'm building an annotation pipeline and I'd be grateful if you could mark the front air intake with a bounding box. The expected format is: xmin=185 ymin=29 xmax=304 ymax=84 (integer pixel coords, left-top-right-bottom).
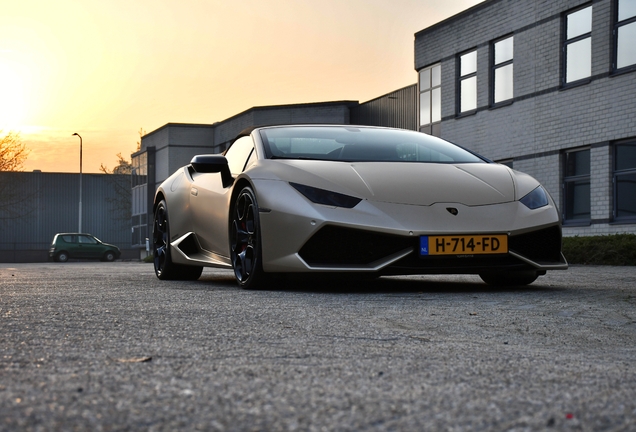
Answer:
xmin=509 ymin=225 xmax=562 ymax=263
xmin=298 ymin=225 xmax=414 ymax=266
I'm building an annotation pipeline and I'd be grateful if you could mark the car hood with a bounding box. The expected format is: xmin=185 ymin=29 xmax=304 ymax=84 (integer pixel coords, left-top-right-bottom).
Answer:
xmin=251 ymin=160 xmax=518 ymax=206
xmin=101 ymin=242 xmax=120 ymax=251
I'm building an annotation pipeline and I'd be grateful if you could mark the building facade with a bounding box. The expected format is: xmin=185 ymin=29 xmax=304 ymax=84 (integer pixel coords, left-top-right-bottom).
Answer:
xmin=415 ymin=0 xmax=636 ymax=236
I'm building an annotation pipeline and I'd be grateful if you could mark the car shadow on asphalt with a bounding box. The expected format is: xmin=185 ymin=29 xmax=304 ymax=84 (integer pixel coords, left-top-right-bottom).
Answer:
xmin=277 ymin=277 xmax=563 ymax=295
xmin=195 ymin=273 xmax=564 ymax=295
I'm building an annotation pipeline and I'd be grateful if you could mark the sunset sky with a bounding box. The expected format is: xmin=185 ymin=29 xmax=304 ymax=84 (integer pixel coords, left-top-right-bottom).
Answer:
xmin=1 ymin=0 xmax=483 ymax=173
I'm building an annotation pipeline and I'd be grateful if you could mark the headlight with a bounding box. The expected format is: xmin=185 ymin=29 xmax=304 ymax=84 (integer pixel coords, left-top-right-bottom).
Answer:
xmin=290 ymin=182 xmax=362 ymax=208
xmin=520 ymin=186 xmax=549 ymax=209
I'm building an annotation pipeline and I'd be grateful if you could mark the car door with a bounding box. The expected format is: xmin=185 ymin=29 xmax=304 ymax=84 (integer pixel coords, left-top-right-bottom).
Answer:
xmin=63 ymin=235 xmax=82 ymax=257
xmin=77 ymin=235 xmax=103 ymax=258
xmin=190 ymin=136 xmax=257 ymax=256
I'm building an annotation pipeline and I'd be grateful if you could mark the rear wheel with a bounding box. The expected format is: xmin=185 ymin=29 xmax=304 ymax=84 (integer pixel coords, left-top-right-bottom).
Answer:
xmin=56 ymin=251 xmax=69 ymax=263
xmin=479 ymin=270 xmax=539 ymax=286
xmin=153 ymin=199 xmax=203 ymax=281
xmin=230 ymin=186 xmax=268 ymax=289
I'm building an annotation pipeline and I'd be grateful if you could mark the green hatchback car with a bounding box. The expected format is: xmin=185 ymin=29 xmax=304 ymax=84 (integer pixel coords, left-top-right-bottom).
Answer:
xmin=49 ymin=233 xmax=121 ymax=262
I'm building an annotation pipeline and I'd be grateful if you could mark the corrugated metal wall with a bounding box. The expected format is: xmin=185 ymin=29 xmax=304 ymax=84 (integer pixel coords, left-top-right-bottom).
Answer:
xmin=0 ymin=172 xmax=132 ymax=262
xmin=350 ymin=85 xmax=418 ymax=131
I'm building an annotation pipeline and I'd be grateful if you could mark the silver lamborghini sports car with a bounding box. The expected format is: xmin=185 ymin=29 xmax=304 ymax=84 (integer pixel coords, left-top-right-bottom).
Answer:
xmin=152 ymin=125 xmax=567 ymax=288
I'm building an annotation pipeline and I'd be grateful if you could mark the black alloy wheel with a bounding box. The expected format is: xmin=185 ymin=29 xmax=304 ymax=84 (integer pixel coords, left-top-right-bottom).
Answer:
xmin=153 ymin=200 xmax=203 ymax=281
xmin=153 ymin=200 xmax=173 ymax=279
xmin=230 ymin=186 xmax=267 ymax=289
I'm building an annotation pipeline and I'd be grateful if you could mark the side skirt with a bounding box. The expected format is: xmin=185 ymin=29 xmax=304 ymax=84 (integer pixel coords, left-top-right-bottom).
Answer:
xmin=170 ymin=232 xmax=232 ymax=268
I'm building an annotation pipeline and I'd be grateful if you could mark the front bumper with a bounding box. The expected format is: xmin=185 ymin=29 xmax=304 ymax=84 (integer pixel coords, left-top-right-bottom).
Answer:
xmin=255 ymin=179 xmax=567 ymax=274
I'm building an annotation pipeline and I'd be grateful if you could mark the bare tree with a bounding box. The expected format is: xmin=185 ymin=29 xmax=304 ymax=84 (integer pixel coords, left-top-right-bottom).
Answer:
xmin=136 ymin=127 xmax=146 ymax=152
xmin=0 ymin=132 xmax=32 ymax=221
xmin=0 ymin=131 xmax=29 ymax=171
xmin=101 ymin=153 xmax=133 ymax=175
xmin=100 ymin=153 xmax=132 ymax=228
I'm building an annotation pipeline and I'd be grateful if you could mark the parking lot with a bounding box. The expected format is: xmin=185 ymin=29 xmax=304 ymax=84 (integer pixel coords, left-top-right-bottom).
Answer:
xmin=1 ymin=262 xmax=635 ymax=431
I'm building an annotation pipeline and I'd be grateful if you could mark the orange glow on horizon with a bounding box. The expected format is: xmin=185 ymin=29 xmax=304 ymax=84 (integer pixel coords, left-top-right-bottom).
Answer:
xmin=1 ymin=0 xmax=484 ymax=173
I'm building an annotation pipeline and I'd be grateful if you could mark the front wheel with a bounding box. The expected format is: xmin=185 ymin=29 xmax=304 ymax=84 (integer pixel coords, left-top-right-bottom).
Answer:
xmin=479 ymin=270 xmax=539 ymax=286
xmin=230 ymin=186 xmax=268 ymax=289
xmin=103 ymin=251 xmax=116 ymax=262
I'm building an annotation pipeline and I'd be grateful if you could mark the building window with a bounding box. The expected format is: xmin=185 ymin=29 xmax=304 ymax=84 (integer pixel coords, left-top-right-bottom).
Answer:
xmin=492 ymin=36 xmax=513 ymax=105
xmin=458 ymin=50 xmax=477 ymax=113
xmin=131 ymin=151 xmax=148 ymax=247
xmin=419 ymin=64 xmax=441 ymax=136
xmin=563 ymin=148 xmax=591 ymax=223
xmin=563 ymin=5 xmax=592 ymax=85
xmin=131 ymin=152 xmax=147 ymax=188
xmin=614 ymin=140 xmax=636 ymax=221
xmin=614 ymin=0 xmax=636 ymax=71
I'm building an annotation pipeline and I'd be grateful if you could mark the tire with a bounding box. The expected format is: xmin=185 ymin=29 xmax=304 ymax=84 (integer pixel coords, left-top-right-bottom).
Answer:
xmin=479 ymin=270 xmax=539 ymax=286
xmin=103 ymin=251 xmax=116 ymax=262
xmin=230 ymin=186 xmax=269 ymax=289
xmin=180 ymin=265 xmax=203 ymax=281
xmin=153 ymin=199 xmax=203 ymax=281
xmin=56 ymin=251 xmax=69 ymax=263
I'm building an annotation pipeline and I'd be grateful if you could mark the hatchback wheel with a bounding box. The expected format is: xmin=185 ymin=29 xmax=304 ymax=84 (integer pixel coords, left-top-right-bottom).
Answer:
xmin=103 ymin=251 xmax=116 ymax=262
xmin=56 ymin=251 xmax=69 ymax=263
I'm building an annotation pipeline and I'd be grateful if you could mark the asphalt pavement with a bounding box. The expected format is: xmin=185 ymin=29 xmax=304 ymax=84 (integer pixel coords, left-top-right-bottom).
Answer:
xmin=1 ymin=262 xmax=635 ymax=431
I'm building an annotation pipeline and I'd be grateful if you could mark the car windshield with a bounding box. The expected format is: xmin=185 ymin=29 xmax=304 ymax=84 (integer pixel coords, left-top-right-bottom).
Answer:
xmin=259 ymin=126 xmax=485 ymax=163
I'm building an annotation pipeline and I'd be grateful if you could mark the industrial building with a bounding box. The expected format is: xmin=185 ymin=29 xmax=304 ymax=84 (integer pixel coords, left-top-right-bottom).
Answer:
xmin=0 ymin=171 xmax=134 ymax=262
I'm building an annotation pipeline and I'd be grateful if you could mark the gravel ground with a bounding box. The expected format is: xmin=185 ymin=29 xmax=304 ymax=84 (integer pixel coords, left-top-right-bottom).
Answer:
xmin=0 ymin=262 xmax=635 ymax=431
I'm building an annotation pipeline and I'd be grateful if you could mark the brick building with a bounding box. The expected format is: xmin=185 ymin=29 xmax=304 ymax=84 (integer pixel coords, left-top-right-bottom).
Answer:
xmin=415 ymin=0 xmax=636 ymax=236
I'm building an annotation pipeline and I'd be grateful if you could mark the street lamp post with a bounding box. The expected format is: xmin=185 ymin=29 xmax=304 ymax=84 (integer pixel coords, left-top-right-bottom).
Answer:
xmin=72 ymin=133 xmax=82 ymax=233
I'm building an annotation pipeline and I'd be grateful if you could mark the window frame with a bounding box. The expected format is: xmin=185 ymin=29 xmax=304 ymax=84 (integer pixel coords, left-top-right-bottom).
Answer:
xmin=490 ymin=35 xmax=514 ymax=107
xmin=612 ymin=0 xmax=636 ymax=74
xmin=562 ymin=147 xmax=591 ymax=225
xmin=562 ymin=4 xmax=593 ymax=88
xmin=457 ymin=49 xmax=478 ymax=116
xmin=418 ymin=63 xmax=442 ymax=136
xmin=79 ymin=235 xmax=98 ymax=244
xmin=224 ymin=136 xmax=256 ymax=176
xmin=613 ymin=139 xmax=636 ymax=223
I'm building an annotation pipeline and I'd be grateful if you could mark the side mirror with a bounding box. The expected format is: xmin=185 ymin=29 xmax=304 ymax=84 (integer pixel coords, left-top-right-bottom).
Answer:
xmin=190 ymin=155 xmax=233 ymax=188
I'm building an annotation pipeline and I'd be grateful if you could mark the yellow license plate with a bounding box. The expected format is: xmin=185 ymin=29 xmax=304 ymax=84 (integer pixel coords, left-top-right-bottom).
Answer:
xmin=420 ymin=234 xmax=508 ymax=256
